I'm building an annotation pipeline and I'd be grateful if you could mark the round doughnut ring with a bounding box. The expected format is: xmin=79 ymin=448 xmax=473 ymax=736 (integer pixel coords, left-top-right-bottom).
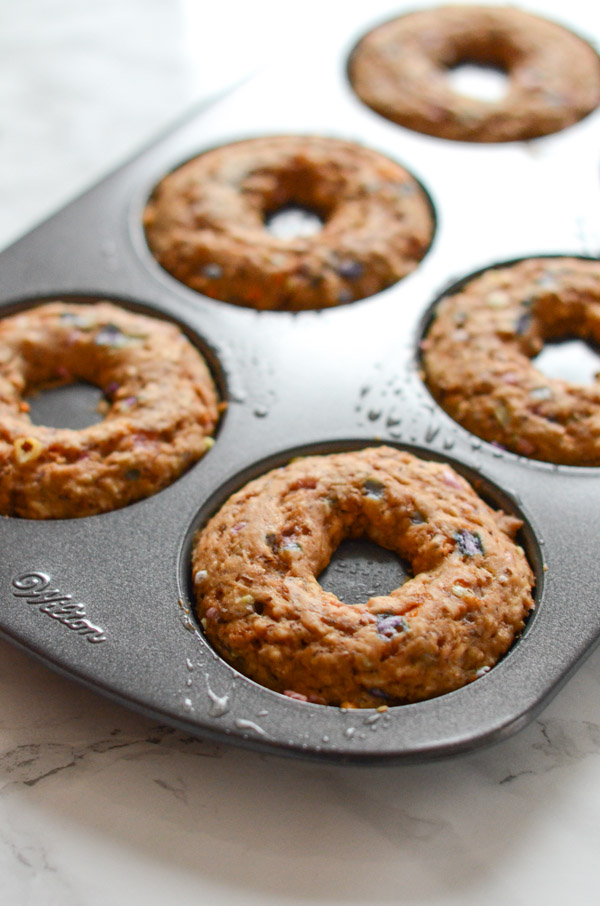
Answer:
xmin=142 ymin=135 xmax=434 ymax=311
xmin=192 ymin=446 xmax=534 ymax=708
xmin=348 ymin=6 xmax=600 ymax=142
xmin=421 ymin=257 xmax=600 ymax=465
xmin=0 ymin=300 xmax=220 ymax=519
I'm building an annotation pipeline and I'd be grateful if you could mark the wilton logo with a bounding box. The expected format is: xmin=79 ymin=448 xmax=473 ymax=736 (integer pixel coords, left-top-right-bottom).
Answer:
xmin=11 ymin=572 xmax=107 ymax=643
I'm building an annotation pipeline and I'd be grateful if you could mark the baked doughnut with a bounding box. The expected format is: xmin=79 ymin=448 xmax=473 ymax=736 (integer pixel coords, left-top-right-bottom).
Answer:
xmin=348 ymin=6 xmax=600 ymax=142
xmin=191 ymin=446 xmax=534 ymax=707
xmin=421 ymin=257 xmax=600 ymax=465
xmin=0 ymin=300 xmax=220 ymax=519
xmin=143 ymin=135 xmax=434 ymax=310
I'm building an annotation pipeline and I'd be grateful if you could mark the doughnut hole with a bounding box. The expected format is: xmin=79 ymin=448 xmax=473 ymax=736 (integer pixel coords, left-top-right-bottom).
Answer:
xmin=27 ymin=382 xmax=106 ymax=430
xmin=265 ymin=205 xmax=324 ymax=240
xmin=446 ymin=62 xmax=510 ymax=103
xmin=318 ymin=538 xmax=411 ymax=605
xmin=533 ymin=338 xmax=600 ymax=385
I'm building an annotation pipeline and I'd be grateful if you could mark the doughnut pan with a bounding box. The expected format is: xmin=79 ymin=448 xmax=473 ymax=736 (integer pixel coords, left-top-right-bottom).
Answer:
xmin=2 ymin=6 xmax=600 ymax=765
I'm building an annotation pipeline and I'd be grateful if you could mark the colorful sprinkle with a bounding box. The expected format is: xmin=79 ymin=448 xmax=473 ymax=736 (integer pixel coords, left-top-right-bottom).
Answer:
xmin=336 ymin=259 xmax=364 ymax=280
xmin=13 ymin=436 xmax=44 ymax=463
xmin=60 ymin=311 xmax=94 ymax=330
xmin=376 ymin=614 xmax=408 ymax=638
xmin=202 ymin=263 xmax=223 ymax=279
xmin=280 ymin=539 xmax=302 ymax=552
xmin=530 ymin=386 xmax=553 ymax=401
xmin=410 ymin=510 xmax=426 ymax=524
xmin=486 ymin=291 xmax=510 ymax=308
xmin=515 ymin=313 xmax=532 ymax=335
xmin=455 ymin=530 xmax=485 ymax=557
xmin=284 ymin=690 xmax=309 ymax=701
xmin=362 ymin=478 xmax=386 ymax=499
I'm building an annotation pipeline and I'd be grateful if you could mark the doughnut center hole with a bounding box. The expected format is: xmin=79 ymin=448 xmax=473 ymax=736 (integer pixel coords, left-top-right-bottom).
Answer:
xmin=26 ymin=382 xmax=106 ymax=429
xmin=318 ymin=538 xmax=411 ymax=605
xmin=265 ymin=205 xmax=324 ymax=239
xmin=533 ymin=338 xmax=600 ymax=385
xmin=446 ymin=62 xmax=509 ymax=102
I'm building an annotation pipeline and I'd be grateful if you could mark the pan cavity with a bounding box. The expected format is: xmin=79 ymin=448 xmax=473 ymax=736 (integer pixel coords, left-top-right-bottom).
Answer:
xmin=318 ymin=538 xmax=411 ymax=605
xmin=27 ymin=383 xmax=106 ymax=430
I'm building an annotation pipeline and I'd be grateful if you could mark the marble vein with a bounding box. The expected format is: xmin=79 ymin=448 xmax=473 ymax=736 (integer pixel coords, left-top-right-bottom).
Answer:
xmin=0 ymin=725 xmax=224 ymax=792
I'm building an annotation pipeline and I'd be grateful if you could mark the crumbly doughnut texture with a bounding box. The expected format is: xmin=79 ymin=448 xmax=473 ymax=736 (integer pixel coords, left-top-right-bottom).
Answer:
xmin=0 ymin=301 xmax=220 ymax=519
xmin=349 ymin=6 xmax=600 ymax=142
xmin=422 ymin=258 xmax=600 ymax=466
xmin=143 ymin=135 xmax=434 ymax=310
xmin=192 ymin=447 xmax=534 ymax=708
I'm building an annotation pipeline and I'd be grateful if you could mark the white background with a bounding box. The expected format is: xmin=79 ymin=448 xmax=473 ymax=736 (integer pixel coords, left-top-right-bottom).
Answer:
xmin=2 ymin=2 xmax=600 ymax=904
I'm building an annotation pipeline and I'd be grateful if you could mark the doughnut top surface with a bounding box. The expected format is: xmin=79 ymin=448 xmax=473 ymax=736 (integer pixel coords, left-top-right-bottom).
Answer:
xmin=422 ymin=257 xmax=600 ymax=465
xmin=349 ymin=5 xmax=600 ymax=142
xmin=143 ymin=135 xmax=434 ymax=310
xmin=0 ymin=301 xmax=220 ymax=518
xmin=192 ymin=446 xmax=534 ymax=708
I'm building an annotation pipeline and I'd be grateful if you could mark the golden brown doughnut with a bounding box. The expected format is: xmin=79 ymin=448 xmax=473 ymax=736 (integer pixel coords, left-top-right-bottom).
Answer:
xmin=143 ymin=135 xmax=434 ymax=310
xmin=349 ymin=6 xmax=600 ymax=142
xmin=421 ymin=257 xmax=600 ymax=465
xmin=192 ymin=446 xmax=534 ymax=707
xmin=0 ymin=301 xmax=220 ymax=518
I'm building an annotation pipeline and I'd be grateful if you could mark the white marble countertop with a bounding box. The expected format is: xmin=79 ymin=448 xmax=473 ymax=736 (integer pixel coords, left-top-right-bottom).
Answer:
xmin=2 ymin=1 xmax=600 ymax=903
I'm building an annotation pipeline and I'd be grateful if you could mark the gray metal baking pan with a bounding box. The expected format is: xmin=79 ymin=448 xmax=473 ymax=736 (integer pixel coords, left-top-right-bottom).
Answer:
xmin=1 ymin=7 xmax=600 ymax=764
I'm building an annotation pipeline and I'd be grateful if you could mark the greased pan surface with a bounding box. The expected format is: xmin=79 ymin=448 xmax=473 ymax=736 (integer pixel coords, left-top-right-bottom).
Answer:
xmin=1 ymin=3 xmax=600 ymax=763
